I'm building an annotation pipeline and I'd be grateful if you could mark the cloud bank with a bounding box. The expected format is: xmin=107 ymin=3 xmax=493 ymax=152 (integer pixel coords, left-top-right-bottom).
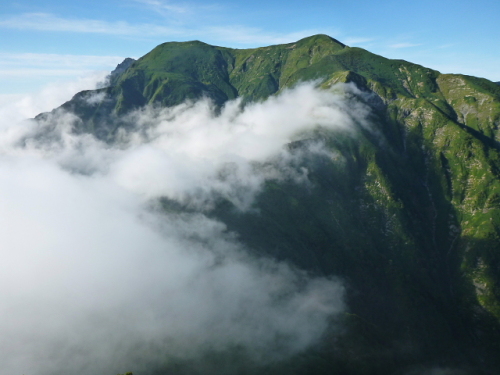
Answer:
xmin=0 ymin=81 xmax=370 ymax=374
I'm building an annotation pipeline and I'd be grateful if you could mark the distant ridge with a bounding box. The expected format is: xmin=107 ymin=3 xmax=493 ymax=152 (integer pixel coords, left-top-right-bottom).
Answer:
xmin=107 ymin=57 xmax=136 ymax=86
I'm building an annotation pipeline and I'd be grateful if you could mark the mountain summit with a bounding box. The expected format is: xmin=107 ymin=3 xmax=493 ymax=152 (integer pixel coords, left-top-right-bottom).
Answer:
xmin=37 ymin=35 xmax=500 ymax=374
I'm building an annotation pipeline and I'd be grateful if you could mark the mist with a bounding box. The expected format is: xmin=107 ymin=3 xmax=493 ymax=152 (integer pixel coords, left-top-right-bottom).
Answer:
xmin=0 ymin=79 xmax=371 ymax=374
xmin=0 ymin=71 xmax=109 ymax=125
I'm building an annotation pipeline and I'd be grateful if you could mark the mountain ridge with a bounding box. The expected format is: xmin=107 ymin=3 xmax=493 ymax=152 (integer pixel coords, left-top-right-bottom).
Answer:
xmin=36 ymin=35 xmax=500 ymax=374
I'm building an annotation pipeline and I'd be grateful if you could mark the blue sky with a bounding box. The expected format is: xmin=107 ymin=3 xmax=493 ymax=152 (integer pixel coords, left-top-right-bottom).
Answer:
xmin=1 ymin=0 xmax=499 ymax=96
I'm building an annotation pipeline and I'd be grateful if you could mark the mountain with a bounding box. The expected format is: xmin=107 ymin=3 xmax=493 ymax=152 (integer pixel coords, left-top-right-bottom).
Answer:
xmin=107 ymin=57 xmax=136 ymax=86
xmin=37 ymin=35 xmax=500 ymax=374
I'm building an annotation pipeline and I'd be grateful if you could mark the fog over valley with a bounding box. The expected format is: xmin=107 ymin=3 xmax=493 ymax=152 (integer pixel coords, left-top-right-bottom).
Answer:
xmin=0 ymin=78 xmax=361 ymax=375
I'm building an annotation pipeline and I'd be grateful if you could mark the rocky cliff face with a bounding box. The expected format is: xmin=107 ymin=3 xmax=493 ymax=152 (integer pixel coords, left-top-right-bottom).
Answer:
xmin=37 ymin=35 xmax=500 ymax=374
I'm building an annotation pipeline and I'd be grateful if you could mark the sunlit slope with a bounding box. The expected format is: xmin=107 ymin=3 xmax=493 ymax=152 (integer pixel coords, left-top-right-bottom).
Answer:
xmin=39 ymin=34 xmax=500 ymax=373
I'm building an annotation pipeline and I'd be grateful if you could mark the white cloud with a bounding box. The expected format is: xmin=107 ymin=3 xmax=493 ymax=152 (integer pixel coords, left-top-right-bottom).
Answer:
xmin=0 ymin=80 xmax=369 ymax=374
xmin=133 ymin=0 xmax=192 ymax=15
xmin=389 ymin=42 xmax=422 ymax=49
xmin=0 ymin=71 xmax=107 ymax=122
xmin=0 ymin=52 xmax=124 ymax=69
xmin=343 ymin=36 xmax=375 ymax=45
xmin=0 ymin=52 xmax=124 ymax=96
xmin=106 ymin=83 xmax=370 ymax=208
xmin=203 ymin=25 xmax=324 ymax=46
xmin=0 ymin=12 xmax=327 ymax=47
xmin=0 ymin=68 xmax=91 ymax=77
xmin=0 ymin=12 xmax=179 ymax=36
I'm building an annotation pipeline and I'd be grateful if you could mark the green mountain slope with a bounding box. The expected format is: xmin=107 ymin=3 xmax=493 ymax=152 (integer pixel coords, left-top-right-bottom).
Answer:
xmin=37 ymin=35 xmax=500 ymax=374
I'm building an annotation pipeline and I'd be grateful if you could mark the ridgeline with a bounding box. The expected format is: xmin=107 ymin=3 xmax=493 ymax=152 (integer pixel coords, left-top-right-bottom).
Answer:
xmin=39 ymin=34 xmax=500 ymax=374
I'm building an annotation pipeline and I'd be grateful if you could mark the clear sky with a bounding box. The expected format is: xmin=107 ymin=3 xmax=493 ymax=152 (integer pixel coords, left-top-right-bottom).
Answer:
xmin=1 ymin=0 xmax=499 ymax=96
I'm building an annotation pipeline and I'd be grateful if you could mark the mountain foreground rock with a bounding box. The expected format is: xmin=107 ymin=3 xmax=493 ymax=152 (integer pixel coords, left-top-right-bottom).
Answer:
xmin=37 ymin=35 xmax=500 ymax=374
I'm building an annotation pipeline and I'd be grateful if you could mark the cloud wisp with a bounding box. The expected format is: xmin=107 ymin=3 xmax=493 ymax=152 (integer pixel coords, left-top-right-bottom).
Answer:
xmin=0 ymin=72 xmax=108 ymax=123
xmin=0 ymin=53 xmax=123 ymax=96
xmin=133 ymin=0 xmax=191 ymax=15
xmin=0 ymin=12 xmax=326 ymax=47
xmin=389 ymin=42 xmax=422 ymax=49
xmin=0 ymin=12 xmax=179 ymax=36
xmin=0 ymin=52 xmax=124 ymax=69
xmin=0 ymin=81 xmax=371 ymax=374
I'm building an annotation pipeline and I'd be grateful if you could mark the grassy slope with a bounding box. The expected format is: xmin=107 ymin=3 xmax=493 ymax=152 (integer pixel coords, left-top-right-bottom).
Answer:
xmin=41 ymin=35 xmax=500 ymax=373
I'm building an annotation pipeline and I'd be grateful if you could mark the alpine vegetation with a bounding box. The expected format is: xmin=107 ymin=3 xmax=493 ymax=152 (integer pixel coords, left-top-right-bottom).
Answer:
xmin=3 ymin=34 xmax=500 ymax=374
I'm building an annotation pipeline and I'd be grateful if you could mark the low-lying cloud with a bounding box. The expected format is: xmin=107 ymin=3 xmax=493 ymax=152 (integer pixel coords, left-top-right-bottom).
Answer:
xmin=0 ymin=71 xmax=109 ymax=123
xmin=0 ymin=80 xmax=370 ymax=374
